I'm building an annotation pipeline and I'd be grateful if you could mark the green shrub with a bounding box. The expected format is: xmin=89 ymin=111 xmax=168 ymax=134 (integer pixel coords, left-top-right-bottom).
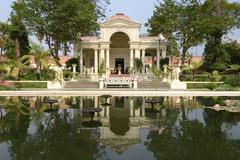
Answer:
xmin=215 ymin=84 xmax=240 ymax=91
xmin=224 ymin=75 xmax=240 ymax=88
xmin=3 ymin=75 xmax=16 ymax=80
xmin=151 ymin=65 xmax=161 ymax=79
xmin=40 ymin=69 xmax=55 ymax=80
xmin=99 ymin=61 xmax=106 ymax=76
xmin=187 ymin=83 xmax=220 ymax=90
xmin=180 ymin=74 xmax=211 ymax=81
xmin=63 ymin=70 xmax=72 ymax=79
xmin=21 ymin=70 xmax=38 ymax=80
xmin=206 ymin=83 xmax=218 ymax=91
xmin=134 ymin=58 xmax=143 ymax=73
xmin=210 ymin=70 xmax=222 ymax=82
xmin=0 ymin=86 xmax=16 ymax=90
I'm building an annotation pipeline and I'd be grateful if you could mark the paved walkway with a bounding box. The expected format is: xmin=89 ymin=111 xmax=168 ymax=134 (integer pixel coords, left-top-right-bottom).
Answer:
xmin=0 ymin=89 xmax=239 ymax=96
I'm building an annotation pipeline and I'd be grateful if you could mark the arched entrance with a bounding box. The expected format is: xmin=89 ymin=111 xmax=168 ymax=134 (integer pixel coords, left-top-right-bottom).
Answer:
xmin=110 ymin=32 xmax=130 ymax=74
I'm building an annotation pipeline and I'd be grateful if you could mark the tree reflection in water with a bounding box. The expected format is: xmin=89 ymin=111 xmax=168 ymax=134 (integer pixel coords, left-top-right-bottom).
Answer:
xmin=0 ymin=96 xmax=239 ymax=160
xmin=146 ymin=97 xmax=240 ymax=160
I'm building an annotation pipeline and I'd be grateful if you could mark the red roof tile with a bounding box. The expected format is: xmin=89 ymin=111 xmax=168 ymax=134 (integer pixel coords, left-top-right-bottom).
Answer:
xmin=109 ymin=13 xmax=131 ymax=21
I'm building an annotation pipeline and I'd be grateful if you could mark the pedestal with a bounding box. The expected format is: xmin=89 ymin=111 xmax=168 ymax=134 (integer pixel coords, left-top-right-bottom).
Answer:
xmin=133 ymin=78 xmax=138 ymax=89
xmin=170 ymin=81 xmax=187 ymax=90
xmin=99 ymin=78 xmax=104 ymax=89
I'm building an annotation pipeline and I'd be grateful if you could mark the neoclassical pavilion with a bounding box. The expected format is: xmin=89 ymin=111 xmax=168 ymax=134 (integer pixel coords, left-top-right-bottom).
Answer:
xmin=74 ymin=13 xmax=168 ymax=76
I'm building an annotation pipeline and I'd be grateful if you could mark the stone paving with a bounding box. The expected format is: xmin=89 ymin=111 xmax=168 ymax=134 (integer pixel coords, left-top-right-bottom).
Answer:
xmin=0 ymin=89 xmax=239 ymax=97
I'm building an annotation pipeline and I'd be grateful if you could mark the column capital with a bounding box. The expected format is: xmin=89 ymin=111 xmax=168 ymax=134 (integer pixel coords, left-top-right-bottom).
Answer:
xmin=100 ymin=41 xmax=111 ymax=49
xmin=129 ymin=41 xmax=140 ymax=45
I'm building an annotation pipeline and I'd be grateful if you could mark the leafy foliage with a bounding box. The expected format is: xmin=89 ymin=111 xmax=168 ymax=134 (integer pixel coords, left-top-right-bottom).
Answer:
xmin=147 ymin=0 xmax=205 ymax=64
xmin=202 ymin=0 xmax=240 ymax=72
xmin=134 ymin=58 xmax=143 ymax=73
xmin=65 ymin=57 xmax=80 ymax=72
xmin=23 ymin=0 xmax=109 ymax=58
xmin=224 ymin=75 xmax=240 ymax=88
xmin=99 ymin=60 xmax=106 ymax=76
xmin=211 ymin=70 xmax=222 ymax=82
xmin=6 ymin=1 xmax=30 ymax=59
xmin=151 ymin=65 xmax=161 ymax=79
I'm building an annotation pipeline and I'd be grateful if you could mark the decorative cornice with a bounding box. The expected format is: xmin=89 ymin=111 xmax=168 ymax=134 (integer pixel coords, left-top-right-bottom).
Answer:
xmin=100 ymin=19 xmax=141 ymax=29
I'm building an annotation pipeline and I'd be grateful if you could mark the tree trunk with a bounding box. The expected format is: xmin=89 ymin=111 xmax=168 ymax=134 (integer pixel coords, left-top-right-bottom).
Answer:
xmin=53 ymin=41 xmax=59 ymax=59
xmin=63 ymin=43 xmax=68 ymax=56
xmin=0 ymin=47 xmax=3 ymax=56
xmin=15 ymin=38 xmax=20 ymax=59
xmin=216 ymin=0 xmax=221 ymax=16
xmin=180 ymin=97 xmax=187 ymax=121
xmin=18 ymin=69 xmax=21 ymax=80
xmin=181 ymin=46 xmax=188 ymax=66
xmin=45 ymin=33 xmax=58 ymax=59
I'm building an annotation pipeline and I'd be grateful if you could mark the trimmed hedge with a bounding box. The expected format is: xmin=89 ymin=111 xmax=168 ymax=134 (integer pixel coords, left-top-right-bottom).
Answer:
xmin=14 ymin=82 xmax=47 ymax=88
xmin=187 ymin=83 xmax=221 ymax=90
xmin=0 ymin=86 xmax=16 ymax=90
xmin=180 ymin=74 xmax=211 ymax=81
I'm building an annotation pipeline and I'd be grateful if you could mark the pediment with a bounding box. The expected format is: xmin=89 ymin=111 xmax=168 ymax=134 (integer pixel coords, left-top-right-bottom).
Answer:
xmin=100 ymin=19 xmax=141 ymax=28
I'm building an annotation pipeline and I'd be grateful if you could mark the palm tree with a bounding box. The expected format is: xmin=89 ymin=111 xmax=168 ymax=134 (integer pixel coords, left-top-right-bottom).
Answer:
xmin=30 ymin=43 xmax=49 ymax=80
xmin=8 ymin=55 xmax=31 ymax=80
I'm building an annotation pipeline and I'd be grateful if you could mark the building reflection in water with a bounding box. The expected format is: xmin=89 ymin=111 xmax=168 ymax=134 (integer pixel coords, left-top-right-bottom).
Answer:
xmin=72 ymin=96 xmax=173 ymax=153
xmin=1 ymin=96 xmax=240 ymax=160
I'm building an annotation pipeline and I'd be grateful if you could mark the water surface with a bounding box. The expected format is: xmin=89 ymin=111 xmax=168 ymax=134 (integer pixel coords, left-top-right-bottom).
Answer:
xmin=0 ymin=96 xmax=240 ymax=160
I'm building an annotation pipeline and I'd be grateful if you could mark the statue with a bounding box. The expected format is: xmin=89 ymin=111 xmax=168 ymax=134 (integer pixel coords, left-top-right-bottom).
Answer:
xmin=72 ymin=64 xmax=77 ymax=73
xmin=162 ymin=65 xmax=168 ymax=82
xmin=173 ymin=67 xmax=181 ymax=81
xmin=72 ymin=64 xmax=77 ymax=80
xmin=117 ymin=64 xmax=122 ymax=75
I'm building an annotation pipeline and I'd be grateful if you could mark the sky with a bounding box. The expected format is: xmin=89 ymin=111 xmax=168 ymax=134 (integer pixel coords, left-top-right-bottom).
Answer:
xmin=0 ymin=0 xmax=240 ymax=56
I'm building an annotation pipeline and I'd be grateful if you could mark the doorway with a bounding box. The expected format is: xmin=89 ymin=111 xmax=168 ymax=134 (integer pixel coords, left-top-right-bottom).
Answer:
xmin=115 ymin=58 xmax=124 ymax=74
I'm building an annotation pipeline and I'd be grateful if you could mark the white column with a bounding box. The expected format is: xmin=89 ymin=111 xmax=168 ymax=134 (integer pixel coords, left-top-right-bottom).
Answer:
xmin=157 ymin=49 xmax=160 ymax=69
xmin=94 ymin=96 xmax=98 ymax=108
xmin=106 ymin=106 xmax=109 ymax=117
xmin=94 ymin=49 xmax=98 ymax=74
xmin=135 ymin=49 xmax=141 ymax=59
xmin=79 ymin=97 xmax=83 ymax=117
xmin=79 ymin=49 xmax=83 ymax=73
xmin=106 ymin=48 xmax=110 ymax=69
xmin=142 ymin=49 xmax=145 ymax=74
xmin=130 ymin=99 xmax=134 ymax=117
xmin=100 ymin=49 xmax=105 ymax=65
xmin=130 ymin=49 xmax=134 ymax=68
xmin=141 ymin=97 xmax=145 ymax=117
xmin=162 ymin=47 xmax=166 ymax=58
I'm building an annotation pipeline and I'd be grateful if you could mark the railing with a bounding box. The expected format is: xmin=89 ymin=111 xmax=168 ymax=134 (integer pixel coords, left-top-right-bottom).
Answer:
xmin=83 ymin=67 xmax=94 ymax=74
xmin=104 ymin=76 xmax=133 ymax=88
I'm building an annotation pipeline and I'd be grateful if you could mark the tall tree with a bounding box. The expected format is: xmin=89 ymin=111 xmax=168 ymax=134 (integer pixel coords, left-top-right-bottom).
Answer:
xmin=147 ymin=0 xmax=204 ymax=65
xmin=30 ymin=43 xmax=49 ymax=80
xmin=202 ymin=0 xmax=240 ymax=71
xmin=7 ymin=1 xmax=30 ymax=59
xmin=23 ymin=0 xmax=109 ymax=59
xmin=0 ymin=22 xmax=9 ymax=56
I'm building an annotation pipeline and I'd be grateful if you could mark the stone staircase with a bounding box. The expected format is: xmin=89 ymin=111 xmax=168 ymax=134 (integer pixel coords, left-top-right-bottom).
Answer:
xmin=64 ymin=81 xmax=170 ymax=89
xmin=138 ymin=81 xmax=170 ymax=89
xmin=64 ymin=81 xmax=99 ymax=88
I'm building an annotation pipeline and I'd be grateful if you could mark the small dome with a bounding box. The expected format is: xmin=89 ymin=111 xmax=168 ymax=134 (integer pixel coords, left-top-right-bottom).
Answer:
xmin=109 ymin=13 xmax=131 ymax=21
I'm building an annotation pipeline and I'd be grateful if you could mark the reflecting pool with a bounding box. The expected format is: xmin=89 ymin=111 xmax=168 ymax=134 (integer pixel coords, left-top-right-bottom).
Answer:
xmin=0 ymin=96 xmax=240 ymax=160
